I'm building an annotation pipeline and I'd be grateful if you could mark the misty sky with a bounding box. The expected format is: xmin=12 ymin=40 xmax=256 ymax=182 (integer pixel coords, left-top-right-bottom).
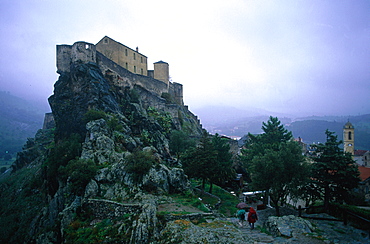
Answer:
xmin=0 ymin=0 xmax=369 ymax=116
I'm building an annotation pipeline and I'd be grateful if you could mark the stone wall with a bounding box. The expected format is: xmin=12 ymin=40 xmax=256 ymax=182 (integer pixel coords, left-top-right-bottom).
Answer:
xmin=168 ymin=82 xmax=184 ymax=106
xmin=42 ymin=112 xmax=55 ymax=130
xmin=86 ymin=199 xmax=142 ymax=219
xmin=154 ymin=61 xmax=169 ymax=85
xmin=97 ymin=51 xmax=169 ymax=96
xmin=56 ymin=41 xmax=96 ymax=73
xmin=96 ymin=36 xmax=148 ymax=76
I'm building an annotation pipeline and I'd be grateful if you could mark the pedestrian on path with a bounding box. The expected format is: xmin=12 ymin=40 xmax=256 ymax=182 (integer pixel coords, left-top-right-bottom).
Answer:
xmin=237 ymin=208 xmax=246 ymax=227
xmin=247 ymin=207 xmax=258 ymax=229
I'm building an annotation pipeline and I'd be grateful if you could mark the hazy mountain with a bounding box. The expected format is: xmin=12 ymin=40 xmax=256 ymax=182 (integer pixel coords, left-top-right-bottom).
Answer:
xmin=0 ymin=91 xmax=46 ymax=157
xmin=193 ymin=105 xmax=370 ymax=150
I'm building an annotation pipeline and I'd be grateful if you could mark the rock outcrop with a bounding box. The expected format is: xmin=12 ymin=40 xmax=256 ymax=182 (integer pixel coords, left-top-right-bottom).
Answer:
xmin=0 ymin=38 xmax=206 ymax=243
xmin=264 ymin=215 xmax=314 ymax=238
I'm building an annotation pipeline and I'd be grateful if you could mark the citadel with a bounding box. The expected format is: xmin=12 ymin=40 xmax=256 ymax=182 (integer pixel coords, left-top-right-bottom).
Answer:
xmin=56 ymin=36 xmax=183 ymax=105
xmin=44 ymin=36 xmax=200 ymax=131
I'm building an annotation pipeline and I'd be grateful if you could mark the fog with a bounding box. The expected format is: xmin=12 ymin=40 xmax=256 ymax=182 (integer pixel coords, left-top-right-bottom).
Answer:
xmin=0 ymin=0 xmax=369 ymax=116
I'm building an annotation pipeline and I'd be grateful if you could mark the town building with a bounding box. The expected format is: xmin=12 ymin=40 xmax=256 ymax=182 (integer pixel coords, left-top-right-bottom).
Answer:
xmin=343 ymin=121 xmax=355 ymax=156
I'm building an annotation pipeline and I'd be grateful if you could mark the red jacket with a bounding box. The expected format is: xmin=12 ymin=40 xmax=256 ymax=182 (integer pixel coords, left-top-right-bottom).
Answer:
xmin=247 ymin=207 xmax=258 ymax=223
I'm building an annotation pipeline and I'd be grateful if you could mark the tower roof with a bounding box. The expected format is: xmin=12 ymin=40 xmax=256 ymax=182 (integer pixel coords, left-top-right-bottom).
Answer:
xmin=154 ymin=60 xmax=168 ymax=64
xmin=343 ymin=121 xmax=354 ymax=129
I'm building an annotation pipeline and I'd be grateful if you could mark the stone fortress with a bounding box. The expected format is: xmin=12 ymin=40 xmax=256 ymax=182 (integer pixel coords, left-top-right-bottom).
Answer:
xmin=56 ymin=36 xmax=183 ymax=106
xmin=44 ymin=36 xmax=201 ymax=131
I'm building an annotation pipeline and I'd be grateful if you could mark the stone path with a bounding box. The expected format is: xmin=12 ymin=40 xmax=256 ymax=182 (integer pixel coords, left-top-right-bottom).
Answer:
xmin=227 ymin=206 xmax=370 ymax=244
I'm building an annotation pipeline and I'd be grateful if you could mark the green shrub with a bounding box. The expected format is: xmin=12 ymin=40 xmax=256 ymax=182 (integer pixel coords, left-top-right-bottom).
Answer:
xmin=141 ymin=129 xmax=153 ymax=146
xmin=45 ymin=133 xmax=82 ymax=195
xmin=59 ymin=158 xmax=99 ymax=195
xmin=107 ymin=115 xmax=123 ymax=132
xmin=330 ymin=203 xmax=370 ymax=220
xmin=65 ymin=218 xmax=132 ymax=244
xmin=147 ymin=107 xmax=172 ymax=134
xmin=83 ymin=109 xmax=106 ymax=123
xmin=126 ymin=150 xmax=155 ymax=182
xmin=161 ymin=92 xmax=175 ymax=104
xmin=129 ymin=89 xmax=140 ymax=103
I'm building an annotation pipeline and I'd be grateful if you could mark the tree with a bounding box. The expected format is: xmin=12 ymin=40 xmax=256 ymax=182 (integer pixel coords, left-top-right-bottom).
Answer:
xmin=182 ymin=132 xmax=216 ymax=192
xmin=208 ymin=134 xmax=235 ymax=193
xmin=241 ymin=116 xmax=308 ymax=216
xmin=182 ymin=132 xmax=235 ymax=194
xmin=169 ymin=130 xmax=195 ymax=160
xmin=242 ymin=116 xmax=293 ymax=160
xmin=310 ymin=130 xmax=360 ymax=210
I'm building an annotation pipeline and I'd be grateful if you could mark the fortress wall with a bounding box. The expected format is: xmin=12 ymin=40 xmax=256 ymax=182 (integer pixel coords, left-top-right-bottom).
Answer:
xmin=96 ymin=36 xmax=148 ymax=76
xmin=168 ymin=82 xmax=183 ymax=106
xmin=43 ymin=112 xmax=55 ymax=130
xmin=57 ymin=42 xmax=96 ymax=73
xmin=134 ymin=84 xmax=167 ymax=110
xmin=154 ymin=61 xmax=169 ymax=85
xmin=71 ymin=42 xmax=96 ymax=64
xmin=56 ymin=45 xmax=72 ymax=73
xmin=97 ymin=52 xmax=168 ymax=96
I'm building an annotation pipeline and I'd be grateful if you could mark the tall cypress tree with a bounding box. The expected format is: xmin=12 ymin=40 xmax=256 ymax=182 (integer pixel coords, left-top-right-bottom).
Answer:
xmin=182 ymin=132 xmax=217 ymax=192
xmin=208 ymin=134 xmax=235 ymax=193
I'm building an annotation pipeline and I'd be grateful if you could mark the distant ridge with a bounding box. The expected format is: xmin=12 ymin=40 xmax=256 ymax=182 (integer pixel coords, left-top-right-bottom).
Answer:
xmin=0 ymin=91 xmax=45 ymax=157
xmin=193 ymin=105 xmax=370 ymax=150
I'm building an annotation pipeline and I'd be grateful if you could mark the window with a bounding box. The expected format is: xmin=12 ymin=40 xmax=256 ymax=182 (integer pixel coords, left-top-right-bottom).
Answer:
xmin=348 ymin=131 xmax=352 ymax=140
xmin=125 ymin=49 xmax=128 ymax=56
xmin=134 ymin=53 xmax=136 ymax=60
xmin=134 ymin=66 xmax=136 ymax=73
xmin=141 ymin=57 xmax=143 ymax=63
xmin=104 ymin=38 xmax=108 ymax=44
xmin=141 ymin=68 xmax=143 ymax=75
xmin=125 ymin=63 xmax=128 ymax=69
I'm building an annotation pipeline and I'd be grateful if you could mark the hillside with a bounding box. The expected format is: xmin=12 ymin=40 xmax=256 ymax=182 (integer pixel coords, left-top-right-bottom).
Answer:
xmin=0 ymin=91 xmax=46 ymax=158
xmin=194 ymin=106 xmax=370 ymax=150
xmin=286 ymin=115 xmax=370 ymax=149
xmin=0 ymin=40 xmax=249 ymax=243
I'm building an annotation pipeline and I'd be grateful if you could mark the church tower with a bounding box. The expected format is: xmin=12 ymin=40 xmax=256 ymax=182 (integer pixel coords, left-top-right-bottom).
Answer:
xmin=343 ymin=121 xmax=354 ymax=156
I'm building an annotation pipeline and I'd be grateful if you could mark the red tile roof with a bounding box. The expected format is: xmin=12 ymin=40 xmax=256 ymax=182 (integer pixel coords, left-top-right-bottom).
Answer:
xmin=358 ymin=166 xmax=370 ymax=181
xmin=355 ymin=150 xmax=368 ymax=156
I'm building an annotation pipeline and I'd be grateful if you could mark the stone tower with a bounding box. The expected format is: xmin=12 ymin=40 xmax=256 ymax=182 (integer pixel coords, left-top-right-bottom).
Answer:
xmin=343 ymin=121 xmax=354 ymax=155
xmin=154 ymin=61 xmax=169 ymax=85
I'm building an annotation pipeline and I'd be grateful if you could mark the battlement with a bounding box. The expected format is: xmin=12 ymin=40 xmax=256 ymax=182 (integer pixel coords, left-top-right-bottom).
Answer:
xmin=57 ymin=41 xmax=96 ymax=73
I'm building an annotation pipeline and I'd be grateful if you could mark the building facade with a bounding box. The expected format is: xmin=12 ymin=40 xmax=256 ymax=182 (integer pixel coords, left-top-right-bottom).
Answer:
xmin=343 ymin=121 xmax=355 ymax=156
xmin=96 ymin=36 xmax=148 ymax=76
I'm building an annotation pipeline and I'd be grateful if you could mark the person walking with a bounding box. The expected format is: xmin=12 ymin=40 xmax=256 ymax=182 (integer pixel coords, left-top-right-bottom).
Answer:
xmin=237 ymin=208 xmax=246 ymax=227
xmin=247 ymin=207 xmax=258 ymax=229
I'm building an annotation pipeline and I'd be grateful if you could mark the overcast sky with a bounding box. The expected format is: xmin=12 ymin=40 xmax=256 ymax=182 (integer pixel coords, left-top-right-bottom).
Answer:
xmin=0 ymin=0 xmax=369 ymax=116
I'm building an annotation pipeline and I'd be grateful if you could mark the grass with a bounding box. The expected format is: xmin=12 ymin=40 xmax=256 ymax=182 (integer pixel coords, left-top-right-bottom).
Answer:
xmin=171 ymin=192 xmax=210 ymax=212
xmin=0 ymin=165 xmax=45 ymax=243
xmin=157 ymin=183 xmax=239 ymax=218
xmin=209 ymin=185 xmax=239 ymax=217
xmin=0 ymin=158 xmax=13 ymax=169
xmin=189 ymin=181 xmax=240 ymax=217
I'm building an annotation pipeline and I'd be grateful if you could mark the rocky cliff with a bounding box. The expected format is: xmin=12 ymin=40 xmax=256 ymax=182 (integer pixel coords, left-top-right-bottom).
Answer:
xmin=0 ymin=41 xmax=247 ymax=243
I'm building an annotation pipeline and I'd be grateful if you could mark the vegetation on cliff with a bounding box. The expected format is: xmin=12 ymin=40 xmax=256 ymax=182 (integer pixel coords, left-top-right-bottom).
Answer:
xmin=0 ymin=51 xmax=244 ymax=243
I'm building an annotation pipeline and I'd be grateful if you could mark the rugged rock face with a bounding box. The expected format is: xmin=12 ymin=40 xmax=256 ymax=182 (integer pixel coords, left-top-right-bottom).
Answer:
xmin=159 ymin=219 xmax=252 ymax=243
xmin=264 ymin=215 xmax=314 ymax=237
xmin=0 ymin=40 xmax=206 ymax=243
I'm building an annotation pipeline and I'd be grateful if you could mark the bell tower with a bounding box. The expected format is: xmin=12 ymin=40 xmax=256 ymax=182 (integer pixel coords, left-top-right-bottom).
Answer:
xmin=343 ymin=121 xmax=354 ymax=156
